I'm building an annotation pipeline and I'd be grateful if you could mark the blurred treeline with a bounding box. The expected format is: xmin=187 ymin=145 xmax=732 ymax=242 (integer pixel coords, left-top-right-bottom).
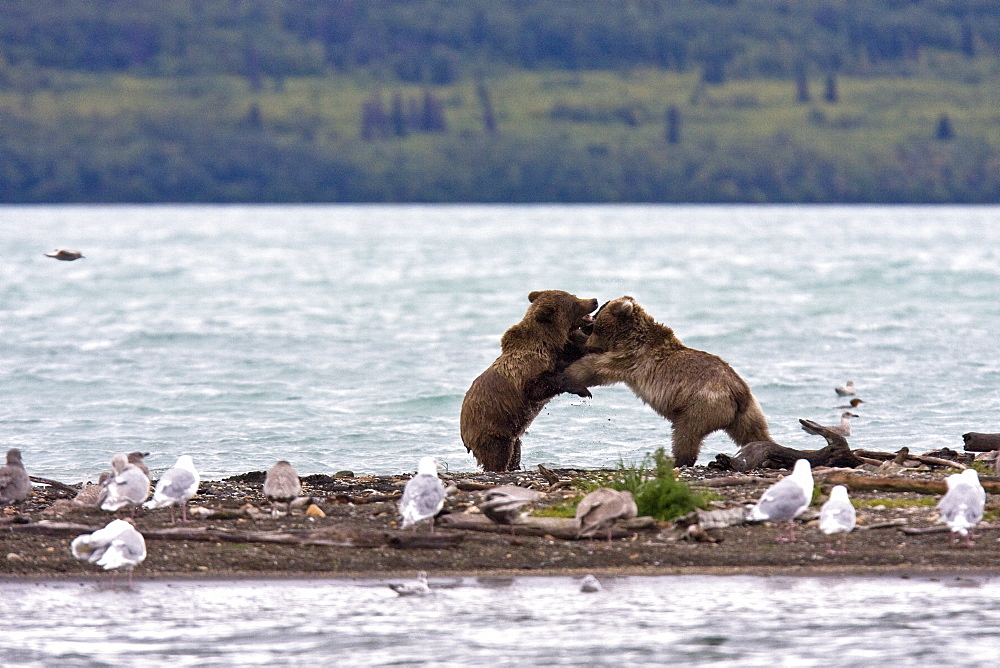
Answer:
xmin=1 ymin=0 xmax=999 ymax=202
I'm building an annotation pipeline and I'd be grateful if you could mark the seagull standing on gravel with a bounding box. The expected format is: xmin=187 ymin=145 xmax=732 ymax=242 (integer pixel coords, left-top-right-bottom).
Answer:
xmin=399 ymin=456 xmax=446 ymax=532
xmin=937 ymin=469 xmax=985 ymax=547
xmin=101 ymin=453 xmax=150 ymax=517
xmin=144 ymin=455 xmax=200 ymax=523
xmin=71 ymin=519 xmax=146 ymax=586
xmin=478 ymin=485 xmax=541 ymax=539
xmin=747 ymin=459 xmax=814 ymax=542
xmin=819 ymin=485 xmax=856 ymax=553
xmin=575 ymin=487 xmax=638 ymax=546
xmin=263 ymin=460 xmax=302 ymax=516
xmin=0 ymin=448 xmax=32 ymax=510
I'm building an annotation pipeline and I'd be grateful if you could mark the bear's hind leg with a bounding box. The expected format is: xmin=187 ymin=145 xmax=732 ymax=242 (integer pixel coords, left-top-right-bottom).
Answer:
xmin=508 ymin=437 xmax=522 ymax=471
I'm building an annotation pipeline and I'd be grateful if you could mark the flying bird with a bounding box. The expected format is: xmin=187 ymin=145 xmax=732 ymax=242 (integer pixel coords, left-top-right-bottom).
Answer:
xmin=44 ymin=249 xmax=84 ymax=261
xmin=399 ymin=456 xmax=446 ymax=532
xmin=71 ymin=519 xmax=146 ymax=586
xmin=101 ymin=453 xmax=151 ymax=516
xmin=747 ymin=459 xmax=814 ymax=542
xmin=388 ymin=571 xmax=431 ymax=596
xmin=144 ymin=455 xmax=200 ymax=523
xmin=937 ymin=469 xmax=985 ymax=547
xmin=0 ymin=448 xmax=32 ymax=510
xmin=477 ymin=485 xmax=541 ymax=539
xmin=834 ymin=381 xmax=856 ymax=396
xmin=263 ymin=460 xmax=302 ymax=516
xmin=575 ymin=487 xmax=638 ymax=546
xmin=819 ymin=485 xmax=856 ymax=554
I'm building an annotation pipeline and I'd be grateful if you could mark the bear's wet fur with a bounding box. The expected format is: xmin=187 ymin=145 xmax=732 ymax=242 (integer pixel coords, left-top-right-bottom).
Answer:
xmin=564 ymin=296 xmax=772 ymax=467
xmin=461 ymin=290 xmax=598 ymax=472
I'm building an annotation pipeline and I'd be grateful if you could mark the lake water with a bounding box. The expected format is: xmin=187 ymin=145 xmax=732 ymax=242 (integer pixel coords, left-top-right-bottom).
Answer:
xmin=4 ymin=205 xmax=1000 ymax=665
xmin=3 ymin=204 xmax=998 ymax=481
xmin=3 ymin=574 xmax=1000 ymax=665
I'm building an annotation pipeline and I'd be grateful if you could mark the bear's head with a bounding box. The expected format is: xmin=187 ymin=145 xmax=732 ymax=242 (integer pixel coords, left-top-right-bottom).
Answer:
xmin=583 ymin=295 xmax=657 ymax=353
xmin=525 ymin=290 xmax=598 ymax=341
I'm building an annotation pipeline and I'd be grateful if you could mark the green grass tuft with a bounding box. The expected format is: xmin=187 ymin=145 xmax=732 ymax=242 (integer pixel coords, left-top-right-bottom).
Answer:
xmin=599 ymin=447 xmax=712 ymax=521
xmin=854 ymin=497 xmax=936 ymax=509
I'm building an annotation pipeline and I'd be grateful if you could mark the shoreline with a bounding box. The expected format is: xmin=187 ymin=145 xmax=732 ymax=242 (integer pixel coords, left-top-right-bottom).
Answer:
xmin=4 ymin=464 xmax=1000 ymax=580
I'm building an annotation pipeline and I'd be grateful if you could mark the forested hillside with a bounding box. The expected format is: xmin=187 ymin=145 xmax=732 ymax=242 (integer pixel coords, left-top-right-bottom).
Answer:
xmin=2 ymin=0 xmax=999 ymax=202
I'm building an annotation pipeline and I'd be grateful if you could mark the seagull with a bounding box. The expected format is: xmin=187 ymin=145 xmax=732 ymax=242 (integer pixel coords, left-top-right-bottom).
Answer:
xmin=819 ymin=485 xmax=856 ymax=554
xmin=575 ymin=487 xmax=638 ymax=546
xmin=127 ymin=452 xmax=151 ymax=479
xmin=835 ymin=398 xmax=865 ymax=409
xmin=579 ymin=574 xmax=602 ymax=593
xmin=44 ymin=249 xmax=84 ymax=261
xmin=71 ymin=519 xmax=146 ymax=586
xmin=818 ymin=411 xmax=858 ymax=437
xmin=101 ymin=453 xmax=150 ymax=516
xmin=74 ymin=472 xmax=111 ymax=508
xmin=747 ymin=459 xmax=814 ymax=542
xmin=388 ymin=571 xmax=431 ymax=596
xmin=399 ymin=457 xmax=446 ymax=533
xmin=263 ymin=460 xmax=302 ymax=516
xmin=477 ymin=485 xmax=541 ymax=540
xmin=834 ymin=381 xmax=856 ymax=396
xmin=937 ymin=469 xmax=985 ymax=547
xmin=144 ymin=455 xmax=200 ymax=523
xmin=0 ymin=448 xmax=32 ymax=510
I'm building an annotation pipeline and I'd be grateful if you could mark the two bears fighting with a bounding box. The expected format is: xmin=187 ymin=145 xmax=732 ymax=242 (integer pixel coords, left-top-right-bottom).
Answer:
xmin=460 ymin=290 xmax=772 ymax=472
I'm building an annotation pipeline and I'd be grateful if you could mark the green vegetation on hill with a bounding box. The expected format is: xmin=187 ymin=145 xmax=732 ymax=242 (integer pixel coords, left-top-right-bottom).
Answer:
xmin=1 ymin=0 xmax=999 ymax=203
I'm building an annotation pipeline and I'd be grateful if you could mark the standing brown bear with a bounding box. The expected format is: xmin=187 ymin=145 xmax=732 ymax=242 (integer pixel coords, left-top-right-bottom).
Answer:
xmin=461 ymin=290 xmax=598 ymax=472
xmin=564 ymin=296 xmax=772 ymax=467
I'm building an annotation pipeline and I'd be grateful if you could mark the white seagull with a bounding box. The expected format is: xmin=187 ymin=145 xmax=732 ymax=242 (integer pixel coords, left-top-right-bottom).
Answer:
xmin=71 ymin=519 xmax=147 ymax=586
xmin=575 ymin=487 xmax=638 ymax=546
xmin=263 ymin=460 xmax=302 ymax=516
xmin=399 ymin=457 xmax=446 ymax=532
xmin=101 ymin=453 xmax=151 ymax=516
xmin=144 ymin=455 xmax=200 ymax=523
xmin=834 ymin=381 xmax=856 ymax=396
xmin=937 ymin=469 xmax=985 ymax=547
xmin=747 ymin=459 xmax=814 ymax=542
xmin=388 ymin=571 xmax=431 ymax=596
xmin=819 ymin=485 xmax=856 ymax=554
xmin=579 ymin=574 xmax=602 ymax=593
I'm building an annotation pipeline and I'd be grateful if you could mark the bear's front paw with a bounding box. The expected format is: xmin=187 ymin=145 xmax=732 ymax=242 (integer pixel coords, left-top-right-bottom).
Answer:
xmin=567 ymin=385 xmax=592 ymax=399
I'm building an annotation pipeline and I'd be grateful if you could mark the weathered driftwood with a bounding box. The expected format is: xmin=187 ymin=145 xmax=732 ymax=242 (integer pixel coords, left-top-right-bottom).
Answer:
xmin=698 ymin=475 xmax=777 ymax=488
xmin=854 ymin=448 xmax=966 ymax=470
xmin=438 ymin=512 xmax=657 ymax=539
xmin=820 ymin=472 xmax=1000 ymax=495
xmin=722 ymin=421 xmax=863 ymax=471
xmin=5 ymin=521 xmax=464 ymax=549
xmin=28 ymin=476 xmax=79 ymax=496
xmin=963 ymin=432 xmax=1000 ymax=452
xmin=857 ymin=518 xmax=909 ymax=531
xmin=674 ymin=506 xmax=749 ymax=530
xmin=901 ymin=523 xmax=1000 ymax=536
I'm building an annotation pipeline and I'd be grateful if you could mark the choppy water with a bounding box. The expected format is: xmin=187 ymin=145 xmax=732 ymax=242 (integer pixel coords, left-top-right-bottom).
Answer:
xmin=2 ymin=574 xmax=1000 ymax=666
xmin=3 ymin=204 xmax=1000 ymax=481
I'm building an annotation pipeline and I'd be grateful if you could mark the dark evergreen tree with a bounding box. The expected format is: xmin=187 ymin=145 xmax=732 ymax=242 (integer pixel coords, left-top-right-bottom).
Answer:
xmin=824 ymin=72 xmax=838 ymax=103
xmin=795 ymin=63 xmax=810 ymax=103
xmin=476 ymin=81 xmax=498 ymax=135
xmin=390 ymin=91 xmax=408 ymax=138
xmin=420 ymin=90 xmax=447 ymax=133
xmin=935 ymin=114 xmax=955 ymax=141
xmin=665 ymin=105 xmax=680 ymax=144
xmin=360 ymin=92 xmax=391 ymax=140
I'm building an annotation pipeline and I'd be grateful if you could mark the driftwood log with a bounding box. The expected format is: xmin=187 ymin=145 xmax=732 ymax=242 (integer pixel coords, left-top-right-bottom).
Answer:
xmin=438 ymin=513 xmax=657 ymax=539
xmin=28 ymin=476 xmax=79 ymax=496
xmin=719 ymin=420 xmax=863 ymax=471
xmin=5 ymin=521 xmax=464 ymax=549
xmin=820 ymin=471 xmax=1000 ymax=495
xmin=963 ymin=432 xmax=1000 ymax=452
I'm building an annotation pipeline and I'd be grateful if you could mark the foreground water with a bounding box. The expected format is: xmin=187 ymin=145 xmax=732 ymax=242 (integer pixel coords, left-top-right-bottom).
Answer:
xmin=2 ymin=574 xmax=999 ymax=666
xmin=3 ymin=204 xmax=1000 ymax=480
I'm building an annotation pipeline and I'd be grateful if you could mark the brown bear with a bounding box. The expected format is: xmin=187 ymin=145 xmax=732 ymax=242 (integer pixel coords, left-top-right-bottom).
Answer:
xmin=564 ymin=296 xmax=771 ymax=467
xmin=461 ymin=290 xmax=598 ymax=472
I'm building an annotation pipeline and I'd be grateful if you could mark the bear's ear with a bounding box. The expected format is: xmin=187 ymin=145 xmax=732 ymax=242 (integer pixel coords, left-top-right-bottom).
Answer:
xmin=528 ymin=291 xmax=542 ymax=302
xmin=609 ymin=299 xmax=635 ymax=318
xmin=534 ymin=303 xmax=557 ymax=324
